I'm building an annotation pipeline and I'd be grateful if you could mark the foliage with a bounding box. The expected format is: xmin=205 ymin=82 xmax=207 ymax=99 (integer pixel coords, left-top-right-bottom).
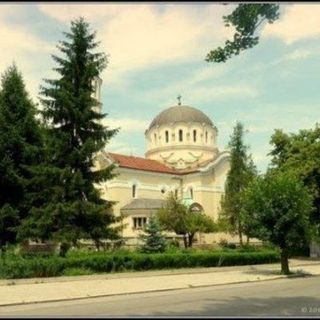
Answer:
xmin=62 ymin=267 xmax=94 ymax=276
xmin=0 ymin=64 xmax=43 ymax=251
xmin=219 ymin=239 xmax=237 ymax=250
xmin=269 ymin=125 xmax=320 ymax=240
xmin=242 ymin=170 xmax=313 ymax=274
xmin=206 ymin=4 xmax=280 ymax=63
xmin=138 ymin=216 xmax=167 ymax=253
xmin=218 ymin=122 xmax=257 ymax=245
xmin=0 ymin=250 xmax=279 ymax=279
xmin=17 ymin=18 xmax=121 ymax=253
xmin=157 ymin=193 xmax=216 ymax=248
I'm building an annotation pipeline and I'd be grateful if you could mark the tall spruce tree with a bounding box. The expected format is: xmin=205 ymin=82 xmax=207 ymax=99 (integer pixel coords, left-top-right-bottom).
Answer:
xmin=219 ymin=122 xmax=257 ymax=245
xmin=19 ymin=18 xmax=120 ymax=254
xmin=0 ymin=64 xmax=43 ymax=253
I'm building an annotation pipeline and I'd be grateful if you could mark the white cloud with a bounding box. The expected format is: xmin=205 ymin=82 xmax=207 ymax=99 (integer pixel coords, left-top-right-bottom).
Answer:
xmin=240 ymin=104 xmax=319 ymax=136
xmin=0 ymin=6 xmax=55 ymax=102
xmin=271 ymin=48 xmax=316 ymax=67
xmin=38 ymin=4 xmax=235 ymax=86
xmin=141 ymin=63 xmax=257 ymax=107
xmin=102 ymin=117 xmax=150 ymax=133
xmin=105 ymin=140 xmax=142 ymax=156
xmin=284 ymin=49 xmax=312 ymax=60
xmin=37 ymin=3 xmax=135 ymax=23
xmin=262 ymin=4 xmax=320 ymax=44
xmin=187 ymin=85 xmax=258 ymax=104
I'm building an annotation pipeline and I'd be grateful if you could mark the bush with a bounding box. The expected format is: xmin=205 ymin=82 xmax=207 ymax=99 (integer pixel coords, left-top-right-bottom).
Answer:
xmin=218 ymin=239 xmax=236 ymax=249
xmin=238 ymin=244 xmax=257 ymax=252
xmin=0 ymin=250 xmax=280 ymax=279
xmin=168 ymin=239 xmax=180 ymax=248
xmin=62 ymin=267 xmax=94 ymax=276
xmin=218 ymin=238 xmax=228 ymax=247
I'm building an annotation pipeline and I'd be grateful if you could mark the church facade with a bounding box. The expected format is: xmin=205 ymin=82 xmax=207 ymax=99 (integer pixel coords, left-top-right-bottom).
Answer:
xmin=95 ymin=79 xmax=235 ymax=246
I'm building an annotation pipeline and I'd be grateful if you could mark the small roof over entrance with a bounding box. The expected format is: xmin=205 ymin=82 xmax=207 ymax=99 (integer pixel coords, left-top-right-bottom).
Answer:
xmin=121 ymin=198 xmax=165 ymax=211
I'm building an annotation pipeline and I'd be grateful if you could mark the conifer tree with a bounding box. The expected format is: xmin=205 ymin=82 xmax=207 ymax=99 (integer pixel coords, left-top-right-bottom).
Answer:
xmin=139 ymin=216 xmax=167 ymax=253
xmin=0 ymin=64 xmax=43 ymax=252
xmin=218 ymin=122 xmax=257 ymax=245
xmin=19 ymin=18 xmax=120 ymax=254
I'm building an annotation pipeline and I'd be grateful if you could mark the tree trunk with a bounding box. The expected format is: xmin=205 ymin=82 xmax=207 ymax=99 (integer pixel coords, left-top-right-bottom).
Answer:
xmin=188 ymin=233 xmax=195 ymax=248
xmin=183 ymin=235 xmax=188 ymax=249
xmin=59 ymin=242 xmax=70 ymax=257
xmin=246 ymin=235 xmax=250 ymax=245
xmin=238 ymin=220 xmax=243 ymax=246
xmin=94 ymin=240 xmax=101 ymax=251
xmin=280 ymin=248 xmax=290 ymax=275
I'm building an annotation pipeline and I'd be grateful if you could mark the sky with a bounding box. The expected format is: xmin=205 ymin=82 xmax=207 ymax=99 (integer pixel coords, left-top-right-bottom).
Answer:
xmin=1 ymin=3 xmax=319 ymax=173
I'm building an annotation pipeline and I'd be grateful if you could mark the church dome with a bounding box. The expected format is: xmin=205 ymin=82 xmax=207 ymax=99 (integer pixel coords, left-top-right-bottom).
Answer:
xmin=148 ymin=105 xmax=213 ymax=130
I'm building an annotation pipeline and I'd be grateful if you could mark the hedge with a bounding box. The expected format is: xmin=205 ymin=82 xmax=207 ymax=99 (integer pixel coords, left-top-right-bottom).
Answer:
xmin=0 ymin=251 xmax=280 ymax=279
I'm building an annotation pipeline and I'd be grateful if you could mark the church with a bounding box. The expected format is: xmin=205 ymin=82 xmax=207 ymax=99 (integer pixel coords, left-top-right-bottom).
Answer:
xmin=94 ymin=78 xmax=233 ymax=246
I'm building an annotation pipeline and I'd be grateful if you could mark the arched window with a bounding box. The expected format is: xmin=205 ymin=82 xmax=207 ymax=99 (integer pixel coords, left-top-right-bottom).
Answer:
xmin=154 ymin=133 xmax=157 ymax=143
xmin=205 ymin=131 xmax=208 ymax=143
xmin=193 ymin=130 xmax=197 ymax=142
xmin=132 ymin=184 xmax=137 ymax=198
xmin=165 ymin=130 xmax=169 ymax=143
xmin=190 ymin=187 xmax=194 ymax=199
xmin=179 ymin=129 xmax=183 ymax=142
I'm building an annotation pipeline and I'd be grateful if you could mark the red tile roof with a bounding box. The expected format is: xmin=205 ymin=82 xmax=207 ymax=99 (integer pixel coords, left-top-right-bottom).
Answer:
xmin=106 ymin=152 xmax=198 ymax=175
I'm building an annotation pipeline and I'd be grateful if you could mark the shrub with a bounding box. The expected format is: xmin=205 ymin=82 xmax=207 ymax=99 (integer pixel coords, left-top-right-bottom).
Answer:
xmin=63 ymin=267 xmax=94 ymax=276
xmin=218 ymin=239 xmax=236 ymax=249
xmin=219 ymin=238 xmax=228 ymax=247
xmin=238 ymin=244 xmax=257 ymax=252
xmin=0 ymin=250 xmax=280 ymax=279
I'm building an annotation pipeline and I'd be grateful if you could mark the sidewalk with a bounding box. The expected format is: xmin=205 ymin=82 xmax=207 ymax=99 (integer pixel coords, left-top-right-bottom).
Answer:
xmin=0 ymin=259 xmax=319 ymax=307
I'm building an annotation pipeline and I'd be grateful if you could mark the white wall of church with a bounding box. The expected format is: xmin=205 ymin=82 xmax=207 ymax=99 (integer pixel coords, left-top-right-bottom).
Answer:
xmin=98 ymin=154 xmax=230 ymax=242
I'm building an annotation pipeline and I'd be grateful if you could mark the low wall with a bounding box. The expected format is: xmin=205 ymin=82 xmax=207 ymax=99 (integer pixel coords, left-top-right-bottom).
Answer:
xmin=310 ymin=241 xmax=320 ymax=258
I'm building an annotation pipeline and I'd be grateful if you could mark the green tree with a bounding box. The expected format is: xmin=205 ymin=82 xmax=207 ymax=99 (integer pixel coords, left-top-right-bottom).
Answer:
xmin=242 ymin=171 xmax=313 ymax=274
xmin=269 ymin=125 xmax=320 ymax=240
xmin=206 ymin=4 xmax=280 ymax=63
xmin=18 ymin=18 xmax=120 ymax=255
xmin=157 ymin=193 xmax=216 ymax=248
xmin=218 ymin=122 xmax=257 ymax=245
xmin=138 ymin=216 xmax=167 ymax=253
xmin=0 ymin=64 xmax=43 ymax=253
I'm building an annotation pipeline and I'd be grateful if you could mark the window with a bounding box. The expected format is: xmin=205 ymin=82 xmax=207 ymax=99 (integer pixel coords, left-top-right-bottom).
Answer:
xmin=133 ymin=217 xmax=147 ymax=229
xmin=165 ymin=130 xmax=169 ymax=143
xmin=179 ymin=129 xmax=183 ymax=142
xmin=132 ymin=184 xmax=137 ymax=198
xmin=205 ymin=131 xmax=208 ymax=143
xmin=193 ymin=130 xmax=197 ymax=142
xmin=175 ymin=189 xmax=178 ymax=198
xmin=161 ymin=188 xmax=166 ymax=194
xmin=154 ymin=133 xmax=157 ymax=143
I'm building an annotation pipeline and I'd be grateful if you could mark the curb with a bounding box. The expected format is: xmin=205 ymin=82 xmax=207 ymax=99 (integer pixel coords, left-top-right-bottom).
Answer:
xmin=0 ymin=272 xmax=314 ymax=308
xmin=1 ymin=261 xmax=318 ymax=287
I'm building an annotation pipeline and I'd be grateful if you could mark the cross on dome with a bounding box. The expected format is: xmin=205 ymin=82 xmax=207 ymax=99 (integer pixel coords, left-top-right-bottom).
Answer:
xmin=177 ymin=95 xmax=182 ymax=106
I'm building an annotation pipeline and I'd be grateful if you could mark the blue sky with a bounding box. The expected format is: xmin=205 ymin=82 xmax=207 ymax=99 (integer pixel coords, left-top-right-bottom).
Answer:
xmin=1 ymin=3 xmax=319 ymax=173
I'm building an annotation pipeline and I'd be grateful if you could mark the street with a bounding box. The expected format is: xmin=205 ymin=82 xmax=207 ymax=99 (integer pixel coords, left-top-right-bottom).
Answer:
xmin=0 ymin=276 xmax=320 ymax=317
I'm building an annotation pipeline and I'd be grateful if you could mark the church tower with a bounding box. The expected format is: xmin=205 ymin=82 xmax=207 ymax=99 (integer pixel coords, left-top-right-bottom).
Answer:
xmin=92 ymin=76 xmax=103 ymax=115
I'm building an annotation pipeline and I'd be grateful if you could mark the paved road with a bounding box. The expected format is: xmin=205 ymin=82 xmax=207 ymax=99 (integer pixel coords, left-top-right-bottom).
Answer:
xmin=1 ymin=276 xmax=320 ymax=317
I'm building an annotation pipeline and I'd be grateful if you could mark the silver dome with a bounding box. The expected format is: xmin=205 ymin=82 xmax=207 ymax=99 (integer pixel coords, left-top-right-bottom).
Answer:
xmin=148 ymin=105 xmax=213 ymax=130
